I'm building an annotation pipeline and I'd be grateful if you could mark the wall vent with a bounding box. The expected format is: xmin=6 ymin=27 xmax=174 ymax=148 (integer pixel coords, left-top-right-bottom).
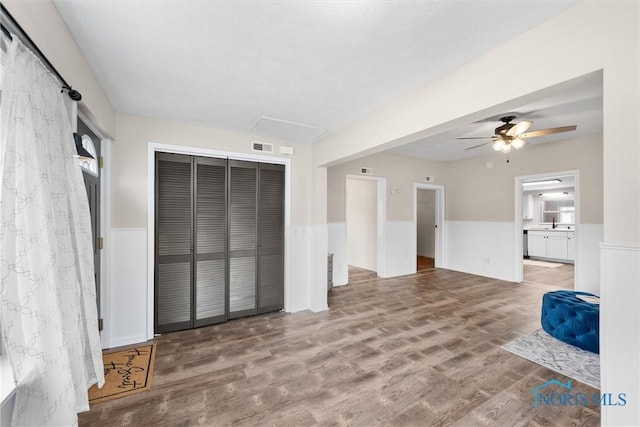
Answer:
xmin=252 ymin=141 xmax=274 ymax=153
xmin=425 ymin=176 xmax=434 ymax=182
xmin=279 ymin=145 xmax=295 ymax=155
xmin=360 ymin=167 xmax=372 ymax=175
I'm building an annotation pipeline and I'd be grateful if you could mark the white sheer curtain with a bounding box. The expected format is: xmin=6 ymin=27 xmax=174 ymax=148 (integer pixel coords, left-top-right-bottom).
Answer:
xmin=0 ymin=36 xmax=104 ymax=426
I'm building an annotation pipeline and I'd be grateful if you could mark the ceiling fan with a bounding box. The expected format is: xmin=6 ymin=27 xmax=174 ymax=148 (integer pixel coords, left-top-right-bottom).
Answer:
xmin=458 ymin=116 xmax=577 ymax=153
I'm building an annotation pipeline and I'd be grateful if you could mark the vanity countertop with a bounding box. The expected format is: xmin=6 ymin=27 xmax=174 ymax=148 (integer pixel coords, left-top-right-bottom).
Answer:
xmin=526 ymin=227 xmax=574 ymax=232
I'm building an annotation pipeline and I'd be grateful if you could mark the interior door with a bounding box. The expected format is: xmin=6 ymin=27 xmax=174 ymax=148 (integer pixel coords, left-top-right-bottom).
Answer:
xmin=258 ymin=163 xmax=285 ymax=313
xmin=155 ymin=153 xmax=193 ymax=333
xmin=228 ymin=160 xmax=258 ymax=319
xmin=194 ymin=156 xmax=227 ymax=327
xmin=78 ymin=118 xmax=102 ymax=327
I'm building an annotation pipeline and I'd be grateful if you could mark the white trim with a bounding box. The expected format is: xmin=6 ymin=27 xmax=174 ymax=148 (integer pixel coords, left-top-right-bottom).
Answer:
xmin=600 ymin=242 xmax=640 ymax=252
xmin=413 ymin=183 xmax=446 ymax=271
xmin=146 ymin=142 xmax=292 ymax=341
xmin=514 ymin=170 xmax=579 ymax=284
xmin=76 ymin=111 xmax=112 ymax=349
xmin=345 ymin=174 xmax=387 ymax=276
xmin=99 ymin=139 xmax=112 ymax=348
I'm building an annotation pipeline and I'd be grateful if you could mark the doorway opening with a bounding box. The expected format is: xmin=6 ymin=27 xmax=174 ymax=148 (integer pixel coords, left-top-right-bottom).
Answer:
xmin=516 ymin=171 xmax=578 ymax=289
xmin=345 ymin=175 xmax=386 ymax=283
xmin=416 ymin=189 xmax=436 ymax=271
xmin=413 ymin=183 xmax=445 ymax=273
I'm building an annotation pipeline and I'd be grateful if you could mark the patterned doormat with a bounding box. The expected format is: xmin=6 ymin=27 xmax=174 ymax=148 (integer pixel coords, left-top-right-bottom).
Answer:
xmin=501 ymin=329 xmax=599 ymax=389
xmin=89 ymin=343 xmax=156 ymax=404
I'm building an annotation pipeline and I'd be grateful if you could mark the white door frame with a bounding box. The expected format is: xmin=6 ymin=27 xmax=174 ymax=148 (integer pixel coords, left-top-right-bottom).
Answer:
xmin=413 ymin=183 xmax=446 ymax=271
xmin=345 ymin=175 xmax=387 ymax=276
xmin=146 ymin=142 xmax=291 ymax=341
xmin=514 ymin=169 xmax=579 ymax=283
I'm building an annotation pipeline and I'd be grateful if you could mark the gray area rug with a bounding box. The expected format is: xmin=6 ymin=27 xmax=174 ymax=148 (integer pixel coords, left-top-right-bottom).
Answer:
xmin=501 ymin=329 xmax=600 ymax=389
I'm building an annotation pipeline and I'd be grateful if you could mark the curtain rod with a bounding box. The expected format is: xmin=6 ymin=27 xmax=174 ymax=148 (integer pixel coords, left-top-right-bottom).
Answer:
xmin=1 ymin=3 xmax=82 ymax=101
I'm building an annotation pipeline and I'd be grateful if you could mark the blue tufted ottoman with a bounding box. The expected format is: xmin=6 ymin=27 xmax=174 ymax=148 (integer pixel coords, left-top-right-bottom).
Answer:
xmin=541 ymin=290 xmax=600 ymax=354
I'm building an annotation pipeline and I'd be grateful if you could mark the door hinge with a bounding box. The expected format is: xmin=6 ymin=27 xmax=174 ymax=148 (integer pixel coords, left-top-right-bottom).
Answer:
xmin=98 ymin=237 xmax=104 ymax=250
xmin=98 ymin=318 xmax=104 ymax=331
xmin=99 ymin=156 xmax=104 ymax=169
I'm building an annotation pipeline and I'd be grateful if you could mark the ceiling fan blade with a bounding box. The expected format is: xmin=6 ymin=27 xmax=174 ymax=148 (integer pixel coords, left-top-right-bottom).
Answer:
xmin=456 ymin=136 xmax=498 ymax=140
xmin=506 ymin=120 xmax=533 ymax=136
xmin=518 ymin=125 xmax=577 ymax=138
xmin=465 ymin=141 xmax=493 ymax=150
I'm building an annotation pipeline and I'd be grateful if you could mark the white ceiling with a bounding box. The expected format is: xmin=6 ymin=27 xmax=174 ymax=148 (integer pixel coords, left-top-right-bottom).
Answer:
xmin=53 ymin=0 xmax=580 ymax=145
xmin=389 ymin=71 xmax=603 ymax=161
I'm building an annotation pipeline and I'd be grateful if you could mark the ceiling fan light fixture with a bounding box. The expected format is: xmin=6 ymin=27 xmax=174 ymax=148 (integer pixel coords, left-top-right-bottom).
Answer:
xmin=512 ymin=138 xmax=526 ymax=150
xmin=493 ymin=140 xmax=506 ymax=151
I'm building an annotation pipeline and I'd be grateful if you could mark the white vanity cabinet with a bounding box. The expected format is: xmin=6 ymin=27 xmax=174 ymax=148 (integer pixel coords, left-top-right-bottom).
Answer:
xmin=527 ymin=230 xmax=574 ymax=262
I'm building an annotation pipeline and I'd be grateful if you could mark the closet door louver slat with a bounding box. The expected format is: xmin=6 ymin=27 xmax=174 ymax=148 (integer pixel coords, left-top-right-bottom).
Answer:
xmin=194 ymin=158 xmax=227 ymax=326
xmin=155 ymin=154 xmax=193 ymax=333
xmin=258 ymin=165 xmax=285 ymax=313
xmin=228 ymin=162 xmax=258 ymax=318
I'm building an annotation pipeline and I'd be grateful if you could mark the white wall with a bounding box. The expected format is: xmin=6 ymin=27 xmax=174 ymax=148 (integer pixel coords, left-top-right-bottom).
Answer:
xmin=110 ymin=113 xmax=320 ymax=346
xmin=316 ymin=4 xmax=640 ymax=424
xmin=446 ymin=220 xmax=516 ymax=281
xmin=7 ymin=1 xmax=640 ymax=424
xmin=327 ymin=222 xmax=348 ymax=287
xmin=417 ymin=189 xmax=436 ymax=258
xmin=4 ymin=1 xmax=115 ymax=136
xmin=328 ymin=153 xmax=444 ymax=282
xmin=346 ymin=178 xmax=378 ymax=271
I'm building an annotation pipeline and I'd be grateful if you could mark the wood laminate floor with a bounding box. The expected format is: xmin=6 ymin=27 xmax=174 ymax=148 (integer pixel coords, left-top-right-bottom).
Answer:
xmin=523 ymin=261 xmax=574 ymax=290
xmin=81 ymin=267 xmax=598 ymax=426
xmin=417 ymin=256 xmax=435 ymax=271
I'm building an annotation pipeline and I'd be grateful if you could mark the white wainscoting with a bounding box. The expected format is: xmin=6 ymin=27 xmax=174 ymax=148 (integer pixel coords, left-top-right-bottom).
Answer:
xmin=575 ymin=223 xmax=603 ymax=294
xmin=446 ymin=221 xmax=516 ymax=282
xmin=600 ymin=243 xmax=640 ymax=427
xmin=109 ymin=228 xmax=148 ymax=348
xmin=328 ymin=222 xmax=348 ymax=287
xmin=108 ymin=226 xmax=315 ymax=348
xmin=309 ymin=224 xmax=329 ymax=312
xmin=289 ymin=224 xmax=312 ymax=312
xmin=328 ymin=220 xmax=417 ymax=282
xmin=380 ymin=221 xmax=416 ymax=278
xmin=446 ymin=221 xmax=603 ymax=286
xmin=328 ymin=220 xmax=603 ymax=289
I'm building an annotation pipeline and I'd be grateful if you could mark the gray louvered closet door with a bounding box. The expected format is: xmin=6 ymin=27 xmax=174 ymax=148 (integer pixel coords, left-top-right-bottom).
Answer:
xmin=228 ymin=161 xmax=258 ymax=319
xmin=156 ymin=155 xmax=284 ymax=332
xmin=155 ymin=153 xmax=193 ymax=333
xmin=194 ymin=157 xmax=227 ymax=327
xmin=258 ymin=163 xmax=285 ymax=313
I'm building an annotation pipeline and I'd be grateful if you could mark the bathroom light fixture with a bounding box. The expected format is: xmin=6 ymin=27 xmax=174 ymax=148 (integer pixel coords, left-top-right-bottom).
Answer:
xmin=523 ymin=179 xmax=562 ymax=186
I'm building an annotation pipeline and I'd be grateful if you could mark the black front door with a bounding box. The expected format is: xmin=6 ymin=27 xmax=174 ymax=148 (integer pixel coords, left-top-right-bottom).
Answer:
xmin=78 ymin=118 xmax=102 ymax=327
